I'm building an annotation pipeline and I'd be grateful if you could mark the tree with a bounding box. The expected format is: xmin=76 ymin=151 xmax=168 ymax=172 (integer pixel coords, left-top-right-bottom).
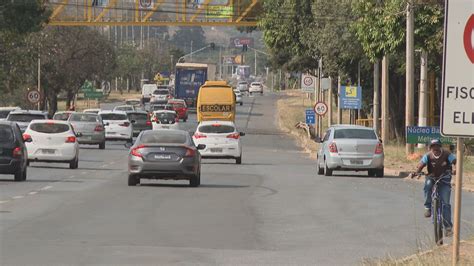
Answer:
xmin=171 ymin=26 xmax=207 ymax=54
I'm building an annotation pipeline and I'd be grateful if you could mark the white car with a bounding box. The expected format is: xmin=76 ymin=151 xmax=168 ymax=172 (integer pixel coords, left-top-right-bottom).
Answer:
xmin=113 ymin=105 xmax=135 ymax=112
xmin=192 ymin=121 xmax=245 ymax=164
xmin=24 ymin=120 xmax=80 ymax=169
xmin=151 ymin=110 xmax=179 ymax=130
xmin=0 ymin=107 xmax=21 ymax=121
xmin=98 ymin=111 xmax=133 ymax=142
xmin=150 ymin=89 xmax=172 ymax=104
xmin=233 ymin=89 xmax=243 ymax=106
xmin=83 ymin=108 xmax=101 ymax=114
xmin=249 ymin=82 xmax=264 ymax=94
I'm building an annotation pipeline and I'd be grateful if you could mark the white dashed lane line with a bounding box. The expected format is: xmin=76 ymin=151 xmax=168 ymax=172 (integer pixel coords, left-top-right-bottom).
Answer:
xmin=0 ymin=200 xmax=10 ymax=205
xmin=27 ymin=191 xmax=38 ymax=195
xmin=12 ymin=196 xmax=24 ymax=199
xmin=40 ymin=186 xmax=53 ymax=191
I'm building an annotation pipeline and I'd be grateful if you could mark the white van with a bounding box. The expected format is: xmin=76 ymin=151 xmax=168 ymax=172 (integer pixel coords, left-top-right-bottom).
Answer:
xmin=141 ymin=84 xmax=158 ymax=103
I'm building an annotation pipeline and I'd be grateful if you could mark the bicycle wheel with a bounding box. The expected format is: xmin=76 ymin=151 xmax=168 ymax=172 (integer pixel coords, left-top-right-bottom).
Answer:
xmin=433 ymin=198 xmax=443 ymax=246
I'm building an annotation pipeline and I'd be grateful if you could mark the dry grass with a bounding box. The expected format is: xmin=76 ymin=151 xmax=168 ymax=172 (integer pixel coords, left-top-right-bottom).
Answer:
xmin=57 ymin=91 xmax=141 ymax=112
xmin=362 ymin=239 xmax=474 ymax=266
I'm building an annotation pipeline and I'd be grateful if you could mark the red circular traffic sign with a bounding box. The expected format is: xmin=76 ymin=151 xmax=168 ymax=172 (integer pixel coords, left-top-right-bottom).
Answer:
xmin=26 ymin=89 xmax=42 ymax=104
xmin=314 ymin=101 xmax=328 ymax=116
xmin=303 ymin=76 xmax=314 ymax=86
xmin=464 ymin=14 xmax=474 ymax=64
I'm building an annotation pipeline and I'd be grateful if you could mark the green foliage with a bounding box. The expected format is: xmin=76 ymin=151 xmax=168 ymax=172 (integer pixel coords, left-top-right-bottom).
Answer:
xmin=171 ymin=26 xmax=207 ymax=53
xmin=0 ymin=0 xmax=50 ymax=34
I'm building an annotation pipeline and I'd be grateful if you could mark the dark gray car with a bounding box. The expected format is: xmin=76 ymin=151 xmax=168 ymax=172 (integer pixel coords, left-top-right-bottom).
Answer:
xmin=126 ymin=111 xmax=152 ymax=137
xmin=127 ymin=130 xmax=205 ymax=187
xmin=0 ymin=121 xmax=30 ymax=181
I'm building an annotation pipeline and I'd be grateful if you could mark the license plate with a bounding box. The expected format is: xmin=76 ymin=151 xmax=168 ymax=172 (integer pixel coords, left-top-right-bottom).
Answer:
xmin=210 ymin=148 xmax=223 ymax=153
xmin=42 ymin=149 xmax=55 ymax=154
xmin=350 ymin=160 xmax=363 ymax=165
xmin=154 ymin=154 xmax=172 ymax=160
xmin=82 ymin=136 xmax=92 ymax=140
xmin=162 ymin=126 xmax=169 ymax=129
xmin=108 ymin=132 xmax=116 ymax=134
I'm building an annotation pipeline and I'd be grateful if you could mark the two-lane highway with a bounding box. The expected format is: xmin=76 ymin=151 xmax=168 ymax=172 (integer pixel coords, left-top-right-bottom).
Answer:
xmin=1 ymin=92 xmax=473 ymax=265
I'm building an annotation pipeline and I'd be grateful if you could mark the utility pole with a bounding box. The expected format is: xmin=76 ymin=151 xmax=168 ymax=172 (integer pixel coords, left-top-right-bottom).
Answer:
xmin=373 ymin=59 xmax=380 ymax=134
xmin=190 ymin=40 xmax=193 ymax=62
xmin=328 ymin=77 xmax=333 ymax=127
xmin=418 ymin=50 xmax=428 ymax=148
xmin=337 ymin=75 xmax=342 ymax=124
xmin=406 ymin=0 xmax=415 ymax=154
xmin=254 ymin=49 xmax=257 ymax=76
xmin=381 ymin=56 xmax=389 ymax=145
xmin=37 ymin=56 xmax=41 ymax=111
xmin=219 ymin=46 xmax=222 ymax=79
xmin=357 ymin=61 xmax=361 ymax=122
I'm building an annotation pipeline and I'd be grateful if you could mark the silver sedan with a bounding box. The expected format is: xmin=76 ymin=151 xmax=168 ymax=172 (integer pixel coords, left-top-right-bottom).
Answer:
xmin=316 ymin=125 xmax=384 ymax=177
xmin=68 ymin=113 xmax=106 ymax=149
xmin=127 ymin=130 xmax=206 ymax=187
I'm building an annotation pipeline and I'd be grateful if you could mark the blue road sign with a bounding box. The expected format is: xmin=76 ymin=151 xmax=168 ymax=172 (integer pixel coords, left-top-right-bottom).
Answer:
xmin=305 ymin=109 xmax=315 ymax=124
xmin=340 ymin=86 xmax=362 ymax=110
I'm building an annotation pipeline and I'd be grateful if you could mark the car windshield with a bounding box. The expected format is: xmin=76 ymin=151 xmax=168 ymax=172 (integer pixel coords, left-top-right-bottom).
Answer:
xmin=199 ymin=124 xmax=235 ymax=134
xmin=252 ymin=83 xmax=261 ymax=86
xmin=7 ymin=114 xmax=45 ymax=122
xmin=115 ymin=106 xmax=133 ymax=111
xmin=128 ymin=113 xmax=147 ymax=121
xmin=30 ymin=122 xmax=70 ymax=134
xmin=100 ymin=113 xmax=127 ymax=120
xmin=0 ymin=110 xmax=11 ymax=119
xmin=155 ymin=113 xmax=176 ymax=122
xmin=151 ymin=105 xmax=166 ymax=111
xmin=140 ymin=131 xmax=187 ymax=144
xmin=0 ymin=125 xmax=14 ymax=143
xmin=334 ymin=129 xmax=377 ymax=140
xmin=153 ymin=90 xmax=169 ymax=95
xmin=53 ymin=113 xmax=71 ymax=121
xmin=69 ymin=113 xmax=98 ymax=122
xmin=172 ymin=103 xmax=185 ymax=109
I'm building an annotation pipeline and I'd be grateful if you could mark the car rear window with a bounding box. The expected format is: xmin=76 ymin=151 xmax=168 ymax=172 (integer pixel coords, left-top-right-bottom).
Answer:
xmin=334 ymin=129 xmax=377 ymax=140
xmin=153 ymin=90 xmax=169 ymax=95
xmin=172 ymin=103 xmax=185 ymax=109
xmin=154 ymin=113 xmax=176 ymax=122
xmin=7 ymin=114 xmax=46 ymax=122
xmin=151 ymin=105 xmax=166 ymax=111
xmin=53 ymin=113 xmax=71 ymax=121
xmin=252 ymin=83 xmax=261 ymax=86
xmin=115 ymin=106 xmax=133 ymax=111
xmin=199 ymin=124 xmax=235 ymax=134
xmin=128 ymin=113 xmax=147 ymax=121
xmin=0 ymin=111 xmax=11 ymax=119
xmin=30 ymin=123 xmax=70 ymax=134
xmin=69 ymin=113 xmax=98 ymax=122
xmin=0 ymin=125 xmax=14 ymax=143
xmin=140 ymin=131 xmax=187 ymax=144
xmin=100 ymin=113 xmax=127 ymax=120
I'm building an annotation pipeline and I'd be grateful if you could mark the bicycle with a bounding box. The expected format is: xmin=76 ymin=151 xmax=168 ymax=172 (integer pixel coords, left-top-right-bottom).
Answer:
xmin=413 ymin=171 xmax=452 ymax=246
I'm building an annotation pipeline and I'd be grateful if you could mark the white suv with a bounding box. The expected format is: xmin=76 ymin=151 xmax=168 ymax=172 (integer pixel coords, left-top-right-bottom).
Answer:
xmin=192 ymin=121 xmax=245 ymax=164
xmin=249 ymin=82 xmax=263 ymax=94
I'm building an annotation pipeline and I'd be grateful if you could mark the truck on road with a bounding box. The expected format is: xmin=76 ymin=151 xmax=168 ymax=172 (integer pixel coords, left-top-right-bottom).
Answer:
xmin=174 ymin=63 xmax=216 ymax=107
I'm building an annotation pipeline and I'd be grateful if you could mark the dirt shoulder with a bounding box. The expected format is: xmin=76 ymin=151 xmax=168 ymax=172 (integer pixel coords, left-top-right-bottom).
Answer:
xmin=276 ymin=90 xmax=474 ymax=191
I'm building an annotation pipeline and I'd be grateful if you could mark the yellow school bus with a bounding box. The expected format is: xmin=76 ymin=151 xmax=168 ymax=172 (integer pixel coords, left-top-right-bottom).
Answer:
xmin=197 ymin=81 xmax=236 ymax=122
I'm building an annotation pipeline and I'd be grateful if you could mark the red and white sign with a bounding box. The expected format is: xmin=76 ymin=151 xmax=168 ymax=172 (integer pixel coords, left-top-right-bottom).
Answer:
xmin=301 ymin=74 xmax=316 ymax=93
xmin=314 ymin=102 xmax=328 ymax=116
xmin=230 ymin=37 xmax=254 ymax=48
xmin=26 ymin=89 xmax=42 ymax=104
xmin=441 ymin=0 xmax=474 ymax=137
xmin=139 ymin=0 xmax=153 ymax=9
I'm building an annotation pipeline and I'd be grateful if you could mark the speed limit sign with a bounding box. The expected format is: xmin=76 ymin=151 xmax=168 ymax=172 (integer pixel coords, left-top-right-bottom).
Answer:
xmin=26 ymin=89 xmax=42 ymax=104
xmin=314 ymin=101 xmax=328 ymax=116
xmin=139 ymin=0 xmax=153 ymax=8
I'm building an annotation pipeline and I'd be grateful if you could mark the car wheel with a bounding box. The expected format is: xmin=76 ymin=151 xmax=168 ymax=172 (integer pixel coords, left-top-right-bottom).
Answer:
xmin=26 ymin=160 xmax=30 ymax=166
xmin=261 ymin=91 xmax=263 ymax=95
xmin=375 ymin=168 xmax=384 ymax=178
xmin=69 ymin=156 xmax=79 ymax=169
xmin=324 ymin=161 xmax=333 ymax=176
xmin=22 ymin=166 xmax=27 ymax=181
xmin=368 ymin=169 xmax=376 ymax=177
xmin=317 ymin=158 xmax=324 ymax=175
xmin=128 ymin=175 xmax=140 ymax=186
xmin=99 ymin=142 xmax=106 ymax=150
xmin=14 ymin=168 xmax=25 ymax=182
xmin=183 ymin=119 xmax=187 ymax=122
xmin=190 ymin=171 xmax=200 ymax=187
xmin=236 ymin=156 xmax=242 ymax=165
xmin=127 ymin=138 xmax=133 ymax=144
xmin=240 ymin=102 xmax=243 ymax=106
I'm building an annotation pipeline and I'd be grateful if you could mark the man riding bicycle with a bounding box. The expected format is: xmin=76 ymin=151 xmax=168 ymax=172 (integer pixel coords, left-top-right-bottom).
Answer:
xmin=413 ymin=139 xmax=456 ymax=236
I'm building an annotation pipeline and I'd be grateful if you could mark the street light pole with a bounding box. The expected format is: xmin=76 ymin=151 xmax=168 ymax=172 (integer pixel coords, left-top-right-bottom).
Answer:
xmin=406 ymin=0 xmax=415 ymax=155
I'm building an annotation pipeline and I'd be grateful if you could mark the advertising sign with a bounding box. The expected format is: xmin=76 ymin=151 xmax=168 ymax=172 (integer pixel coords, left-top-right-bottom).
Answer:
xmin=340 ymin=86 xmax=362 ymax=110
xmin=230 ymin=37 xmax=254 ymax=48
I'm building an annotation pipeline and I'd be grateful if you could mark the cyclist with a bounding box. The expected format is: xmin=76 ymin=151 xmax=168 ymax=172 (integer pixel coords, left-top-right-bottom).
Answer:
xmin=413 ymin=139 xmax=456 ymax=236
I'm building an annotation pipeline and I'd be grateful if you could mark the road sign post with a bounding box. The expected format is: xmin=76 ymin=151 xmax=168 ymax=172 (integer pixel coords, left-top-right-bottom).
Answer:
xmin=26 ymin=89 xmax=42 ymax=105
xmin=314 ymin=102 xmax=328 ymax=117
xmin=305 ymin=109 xmax=315 ymax=125
xmin=441 ymin=1 xmax=474 ymax=264
xmin=301 ymin=74 xmax=316 ymax=93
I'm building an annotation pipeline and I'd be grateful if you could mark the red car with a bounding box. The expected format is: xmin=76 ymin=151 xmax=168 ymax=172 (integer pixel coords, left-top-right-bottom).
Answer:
xmin=168 ymin=99 xmax=188 ymax=122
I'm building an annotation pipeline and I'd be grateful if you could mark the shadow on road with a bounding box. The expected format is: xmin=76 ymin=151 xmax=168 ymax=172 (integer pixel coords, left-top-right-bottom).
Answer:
xmin=139 ymin=183 xmax=250 ymax=188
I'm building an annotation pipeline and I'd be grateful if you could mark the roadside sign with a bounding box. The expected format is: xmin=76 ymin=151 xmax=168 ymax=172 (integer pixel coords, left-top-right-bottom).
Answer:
xmin=406 ymin=126 xmax=454 ymax=144
xmin=84 ymin=91 xmax=104 ymax=99
xmin=441 ymin=0 xmax=474 ymax=137
xmin=340 ymin=86 xmax=362 ymax=110
xmin=305 ymin=109 xmax=315 ymax=124
xmin=230 ymin=37 xmax=254 ymax=48
xmin=321 ymin=78 xmax=331 ymax=91
xmin=301 ymin=74 xmax=316 ymax=93
xmin=80 ymin=80 xmax=94 ymax=92
xmin=314 ymin=102 xmax=328 ymax=116
xmin=26 ymin=89 xmax=42 ymax=104
xmin=139 ymin=0 xmax=153 ymax=9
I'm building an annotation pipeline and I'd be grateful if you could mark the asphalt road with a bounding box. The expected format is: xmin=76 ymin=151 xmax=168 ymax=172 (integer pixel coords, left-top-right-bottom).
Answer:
xmin=1 ymin=92 xmax=473 ymax=265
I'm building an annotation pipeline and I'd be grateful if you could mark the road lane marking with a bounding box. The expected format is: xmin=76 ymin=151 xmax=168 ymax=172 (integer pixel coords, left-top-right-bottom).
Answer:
xmin=40 ymin=186 xmax=53 ymax=190
xmin=0 ymin=200 xmax=10 ymax=204
xmin=68 ymin=175 xmax=75 ymax=178
xmin=12 ymin=196 xmax=24 ymax=199
xmin=80 ymin=171 xmax=87 ymax=175
xmin=28 ymin=191 xmax=38 ymax=195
